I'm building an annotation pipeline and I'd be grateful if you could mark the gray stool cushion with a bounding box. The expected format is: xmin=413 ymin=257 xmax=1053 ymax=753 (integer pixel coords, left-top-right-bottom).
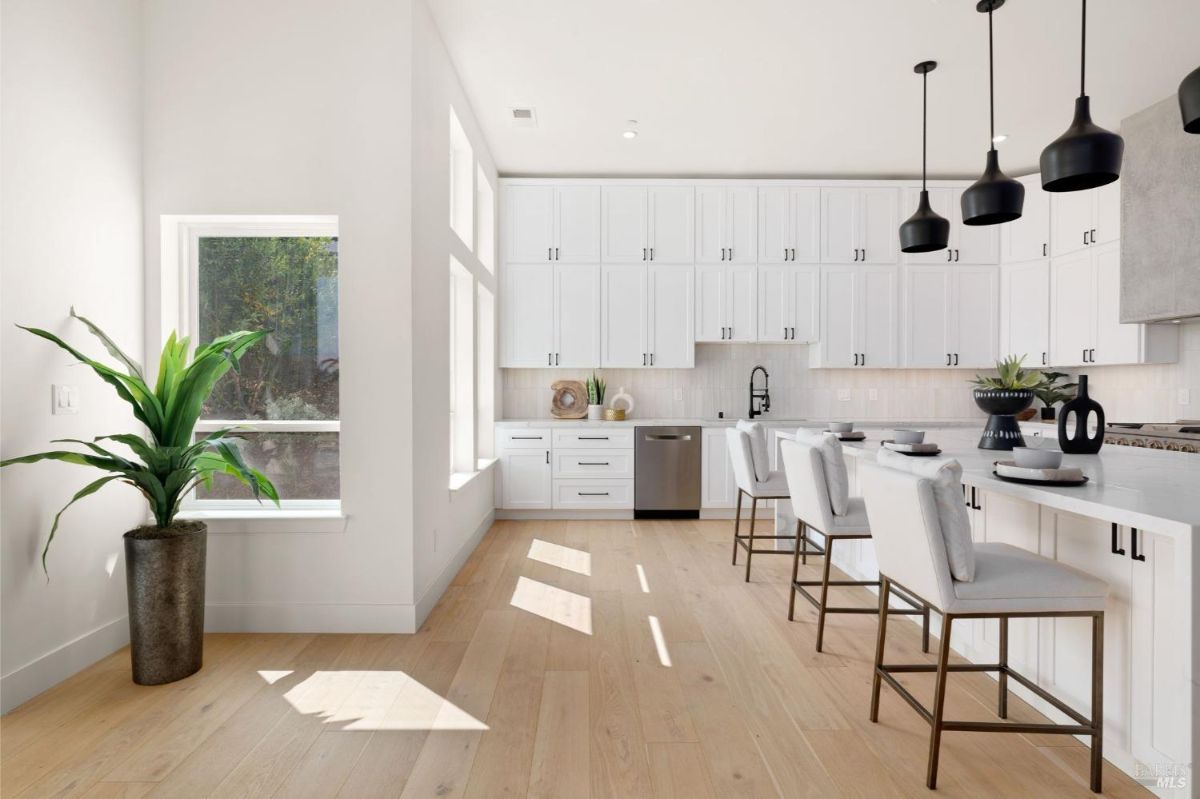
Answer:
xmin=951 ymin=543 xmax=1108 ymax=613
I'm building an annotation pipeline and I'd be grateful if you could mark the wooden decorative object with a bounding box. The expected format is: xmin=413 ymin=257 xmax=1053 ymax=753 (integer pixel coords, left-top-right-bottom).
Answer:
xmin=551 ymin=380 xmax=587 ymax=419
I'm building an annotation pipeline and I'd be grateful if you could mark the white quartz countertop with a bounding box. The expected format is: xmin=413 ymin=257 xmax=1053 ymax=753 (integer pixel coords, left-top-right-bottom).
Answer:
xmin=778 ymin=426 xmax=1200 ymax=539
xmin=496 ymin=417 xmax=984 ymax=429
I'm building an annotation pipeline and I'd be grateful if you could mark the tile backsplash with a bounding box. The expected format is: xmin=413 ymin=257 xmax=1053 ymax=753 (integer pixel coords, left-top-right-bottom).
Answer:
xmin=502 ymin=324 xmax=1200 ymax=423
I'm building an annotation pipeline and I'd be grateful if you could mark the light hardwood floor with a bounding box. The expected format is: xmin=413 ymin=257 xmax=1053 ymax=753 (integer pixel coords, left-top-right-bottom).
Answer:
xmin=1 ymin=519 xmax=1152 ymax=798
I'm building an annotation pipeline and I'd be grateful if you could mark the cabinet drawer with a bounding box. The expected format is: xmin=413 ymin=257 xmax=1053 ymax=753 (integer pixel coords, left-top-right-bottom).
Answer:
xmin=554 ymin=449 xmax=635 ymax=479
xmin=553 ymin=479 xmax=634 ymax=509
xmin=498 ymin=428 xmax=553 ymax=449
xmin=552 ymin=428 xmax=635 ymax=449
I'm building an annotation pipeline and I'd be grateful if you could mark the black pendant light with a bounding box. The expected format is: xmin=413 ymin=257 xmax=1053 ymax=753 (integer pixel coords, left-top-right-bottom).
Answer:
xmin=1180 ymin=66 xmax=1200 ymax=134
xmin=962 ymin=0 xmax=1024 ymax=226
xmin=1040 ymin=0 xmax=1124 ymax=190
xmin=900 ymin=61 xmax=950 ymax=254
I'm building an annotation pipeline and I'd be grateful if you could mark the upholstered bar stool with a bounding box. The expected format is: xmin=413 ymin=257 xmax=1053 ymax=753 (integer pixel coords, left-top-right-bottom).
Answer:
xmin=860 ymin=452 xmax=1109 ymax=792
xmin=726 ymin=422 xmax=793 ymax=582
xmin=779 ymin=433 xmax=929 ymax=653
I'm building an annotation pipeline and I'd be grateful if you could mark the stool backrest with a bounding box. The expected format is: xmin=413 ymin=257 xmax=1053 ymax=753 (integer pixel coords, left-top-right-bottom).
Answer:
xmin=725 ymin=428 xmax=758 ymax=495
xmin=779 ymin=439 xmax=835 ymax=533
xmin=858 ymin=461 xmax=956 ymax=609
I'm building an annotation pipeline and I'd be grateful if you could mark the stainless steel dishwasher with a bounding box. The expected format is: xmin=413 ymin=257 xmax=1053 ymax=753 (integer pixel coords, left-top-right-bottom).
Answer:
xmin=634 ymin=426 xmax=701 ymax=519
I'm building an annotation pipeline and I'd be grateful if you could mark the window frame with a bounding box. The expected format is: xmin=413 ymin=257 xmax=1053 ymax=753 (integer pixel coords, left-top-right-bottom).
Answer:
xmin=175 ymin=215 xmax=341 ymax=514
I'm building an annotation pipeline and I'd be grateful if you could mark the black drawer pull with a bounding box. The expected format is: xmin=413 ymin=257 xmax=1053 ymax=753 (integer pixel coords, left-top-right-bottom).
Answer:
xmin=511 ymin=435 xmax=543 ymax=440
xmin=578 ymin=436 xmax=610 ymax=440
xmin=578 ymin=492 xmax=610 ymax=496
xmin=1130 ymin=528 xmax=1146 ymax=562
xmin=1110 ymin=523 xmax=1126 ymax=556
xmin=578 ymin=462 xmax=610 ymax=466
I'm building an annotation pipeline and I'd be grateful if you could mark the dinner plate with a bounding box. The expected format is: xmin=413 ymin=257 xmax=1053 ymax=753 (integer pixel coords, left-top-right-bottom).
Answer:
xmin=992 ymin=470 xmax=1089 ymax=487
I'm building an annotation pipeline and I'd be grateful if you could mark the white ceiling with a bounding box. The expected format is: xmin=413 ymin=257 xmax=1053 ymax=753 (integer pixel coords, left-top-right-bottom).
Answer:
xmin=427 ymin=0 xmax=1200 ymax=179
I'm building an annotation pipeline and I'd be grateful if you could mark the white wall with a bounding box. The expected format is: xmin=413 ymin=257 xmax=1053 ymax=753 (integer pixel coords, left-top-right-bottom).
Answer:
xmin=1 ymin=0 xmax=145 ymax=712
xmin=410 ymin=3 xmax=498 ymax=617
xmin=142 ymin=0 xmax=419 ymax=632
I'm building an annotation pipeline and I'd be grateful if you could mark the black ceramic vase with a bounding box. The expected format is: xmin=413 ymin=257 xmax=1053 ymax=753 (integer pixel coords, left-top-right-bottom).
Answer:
xmin=974 ymin=388 xmax=1034 ymax=450
xmin=1058 ymin=375 xmax=1105 ymax=454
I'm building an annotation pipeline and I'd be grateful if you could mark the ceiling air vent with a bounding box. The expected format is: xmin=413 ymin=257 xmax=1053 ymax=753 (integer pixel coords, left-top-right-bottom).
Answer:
xmin=510 ymin=107 xmax=537 ymax=128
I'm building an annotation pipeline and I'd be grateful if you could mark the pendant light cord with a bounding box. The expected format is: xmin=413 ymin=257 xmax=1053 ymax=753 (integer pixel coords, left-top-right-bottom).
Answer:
xmin=1080 ymin=0 xmax=1087 ymax=96
xmin=988 ymin=2 xmax=996 ymax=150
xmin=922 ymin=69 xmax=928 ymax=190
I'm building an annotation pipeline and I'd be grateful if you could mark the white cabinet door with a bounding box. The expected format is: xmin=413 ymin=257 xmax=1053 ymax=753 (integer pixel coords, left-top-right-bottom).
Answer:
xmin=819 ymin=266 xmax=858 ymax=367
xmin=1051 ymin=189 xmax=1093 ymax=257
xmin=904 ymin=266 xmax=952 ymax=367
xmin=859 ymin=266 xmax=898 ymax=367
xmin=727 ymin=185 xmax=758 ymax=263
xmin=1093 ymin=180 xmax=1121 ymax=246
xmin=504 ymin=263 xmax=555 ymax=367
xmin=554 ymin=264 xmax=600 ymax=368
xmin=725 ymin=264 xmax=757 ymax=343
xmin=701 ymin=427 xmax=737 ymax=509
xmin=822 ymin=188 xmax=859 ymax=262
xmin=951 ymin=266 xmax=999 ymax=368
xmin=648 ymin=264 xmax=694 ymax=367
xmin=695 ymin=187 xmax=725 ymax=264
xmin=507 ymin=185 xmax=555 ymax=263
xmin=555 ymin=185 xmax=601 ymax=262
xmin=901 ymin=187 xmax=956 ymax=265
xmin=757 ymin=264 xmax=790 ymax=342
xmin=791 ymin=188 xmax=822 ymax=263
xmin=648 ymin=187 xmax=694 ymax=263
xmin=501 ymin=450 xmax=552 ymax=509
xmin=1001 ymin=259 xmax=1051 ymax=368
xmin=951 ymin=188 xmax=1000 ymax=265
xmin=1050 ymin=250 xmax=1095 ymax=367
xmin=1002 ymin=175 xmax=1050 ymax=263
xmin=695 ymin=263 xmax=727 ymax=342
xmin=858 ymin=187 xmax=899 ymax=264
xmin=791 ymin=265 xmax=820 ymax=343
xmin=1092 ymin=242 xmax=1140 ymax=365
xmin=758 ymin=187 xmax=791 ymax=264
xmin=602 ymin=186 xmax=648 ymax=263
xmin=601 ymin=264 xmax=648 ymax=367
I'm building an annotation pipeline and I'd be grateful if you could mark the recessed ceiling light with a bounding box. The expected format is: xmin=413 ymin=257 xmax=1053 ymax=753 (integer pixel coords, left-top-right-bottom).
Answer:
xmin=623 ymin=119 xmax=638 ymax=139
xmin=622 ymin=129 xmax=638 ymax=139
xmin=992 ymin=133 xmax=1008 ymax=144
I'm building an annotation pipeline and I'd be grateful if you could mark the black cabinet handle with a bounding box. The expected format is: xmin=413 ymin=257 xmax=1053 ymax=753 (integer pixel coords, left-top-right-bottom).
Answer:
xmin=1082 ymin=348 xmax=1087 ymax=363
xmin=863 ymin=248 xmax=867 ymax=261
xmin=643 ymin=247 xmax=647 ymax=261
xmin=955 ymin=249 xmax=960 ymax=262
xmin=511 ymin=435 xmax=543 ymax=440
xmin=555 ymin=353 xmax=559 ymax=365
xmin=650 ymin=353 xmax=655 ymax=366
xmin=548 ymin=247 xmax=552 ymax=261
xmin=1111 ymin=523 xmax=1126 ymax=556
xmin=1089 ymin=348 xmax=1095 ymax=362
xmin=545 ymin=451 xmax=550 ymax=464
xmin=578 ymin=436 xmax=610 ymax=440
xmin=946 ymin=353 xmax=951 ymax=366
xmin=1043 ymin=242 xmax=1048 ymax=257
xmin=643 ymin=353 xmax=647 ymax=366
xmin=954 ymin=353 xmax=959 ymax=366
xmin=579 ymin=492 xmax=611 ymax=496
xmin=555 ymin=247 xmax=559 ymax=260
xmin=650 ymin=247 xmax=654 ymax=260
xmin=548 ymin=353 xmax=552 ymax=366
xmin=1131 ymin=528 xmax=1146 ymax=562
xmin=1042 ymin=351 xmax=1047 ymax=365
xmin=1084 ymin=231 xmax=1089 ymax=247
xmin=578 ymin=461 xmax=610 ymax=466
xmin=947 ymin=250 xmax=952 ymax=263
xmin=1090 ymin=228 xmax=1096 ymax=244
xmin=860 ymin=353 xmax=866 ymax=366
xmin=969 ymin=486 xmax=981 ymax=510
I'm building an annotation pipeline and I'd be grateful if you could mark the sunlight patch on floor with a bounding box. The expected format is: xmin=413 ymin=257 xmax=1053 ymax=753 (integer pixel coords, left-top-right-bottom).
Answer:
xmin=636 ymin=563 xmax=651 ymax=593
xmin=648 ymin=615 xmax=672 ymax=667
xmin=510 ymin=575 xmax=593 ymax=634
xmin=527 ymin=538 xmax=592 ymax=576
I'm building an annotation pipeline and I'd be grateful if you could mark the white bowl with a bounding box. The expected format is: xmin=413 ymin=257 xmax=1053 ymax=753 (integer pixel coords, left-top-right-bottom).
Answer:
xmin=827 ymin=421 xmax=854 ymax=433
xmin=893 ymin=429 xmax=925 ymax=445
xmin=1012 ymin=446 xmax=1064 ymax=469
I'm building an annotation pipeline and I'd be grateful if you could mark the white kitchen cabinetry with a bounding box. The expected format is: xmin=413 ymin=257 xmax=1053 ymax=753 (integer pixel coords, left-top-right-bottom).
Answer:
xmin=696 ymin=185 xmax=757 ymax=264
xmin=601 ymin=263 xmax=694 ymax=368
xmin=701 ymin=427 xmax=737 ymax=509
xmin=506 ymin=184 xmax=601 ymax=263
xmin=602 ymin=185 xmax=694 ymax=264
xmin=695 ymin=263 xmax=757 ymax=342
xmin=1049 ymin=242 xmax=1178 ymax=367
xmin=1000 ymin=259 xmax=1051 ymax=368
xmin=812 ymin=264 xmax=898 ymax=368
xmin=822 ymin=186 xmax=899 ymax=264
xmin=500 ymin=448 xmax=552 ymax=509
xmin=901 ymin=186 xmax=999 ymax=265
xmin=502 ymin=263 xmax=600 ymax=368
xmin=758 ymin=264 xmax=819 ymax=343
xmin=758 ymin=186 xmax=821 ymax=264
xmin=1002 ymin=174 xmax=1051 ymax=263
xmin=902 ymin=265 xmax=998 ymax=368
xmin=1050 ymin=180 xmax=1121 ymax=258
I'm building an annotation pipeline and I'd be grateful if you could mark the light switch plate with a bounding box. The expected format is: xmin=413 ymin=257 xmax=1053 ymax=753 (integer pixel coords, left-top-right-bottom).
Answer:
xmin=52 ymin=384 xmax=79 ymax=415
xmin=837 ymin=389 xmax=852 ymax=402
xmin=868 ymin=388 xmax=878 ymax=401
xmin=1180 ymin=388 xmax=1191 ymax=406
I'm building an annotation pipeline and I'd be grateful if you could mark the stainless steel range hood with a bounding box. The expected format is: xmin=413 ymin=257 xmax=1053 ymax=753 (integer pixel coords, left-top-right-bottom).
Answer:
xmin=1120 ymin=95 xmax=1200 ymax=323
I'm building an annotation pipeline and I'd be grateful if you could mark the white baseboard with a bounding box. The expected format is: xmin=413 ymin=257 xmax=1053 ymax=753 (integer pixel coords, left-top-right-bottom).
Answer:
xmin=1 ymin=615 xmax=129 ymax=714
xmin=413 ymin=510 xmax=494 ymax=629
xmin=205 ymin=601 xmax=417 ymax=634
xmin=496 ymin=509 xmax=632 ymax=520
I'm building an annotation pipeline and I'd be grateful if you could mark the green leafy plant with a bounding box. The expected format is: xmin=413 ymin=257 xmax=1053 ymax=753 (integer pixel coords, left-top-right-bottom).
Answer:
xmin=1 ymin=309 xmax=280 ymax=573
xmin=971 ymin=354 xmax=1045 ymax=391
xmin=586 ymin=372 xmax=606 ymax=405
xmin=1032 ymin=370 xmax=1078 ymax=408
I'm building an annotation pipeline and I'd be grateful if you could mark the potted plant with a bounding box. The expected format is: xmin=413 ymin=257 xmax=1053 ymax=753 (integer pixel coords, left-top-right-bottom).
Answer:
xmin=1 ymin=310 xmax=278 ymax=685
xmin=970 ymin=355 xmax=1044 ymax=450
xmin=586 ymin=372 xmax=606 ymax=421
xmin=1031 ymin=371 xmax=1078 ymax=421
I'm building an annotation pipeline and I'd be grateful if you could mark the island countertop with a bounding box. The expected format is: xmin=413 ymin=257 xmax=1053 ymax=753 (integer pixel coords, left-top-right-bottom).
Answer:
xmin=776 ymin=425 xmax=1200 ymax=539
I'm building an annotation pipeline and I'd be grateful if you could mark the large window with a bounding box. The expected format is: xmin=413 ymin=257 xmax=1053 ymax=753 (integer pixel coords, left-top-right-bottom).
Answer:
xmin=183 ymin=218 xmax=340 ymax=509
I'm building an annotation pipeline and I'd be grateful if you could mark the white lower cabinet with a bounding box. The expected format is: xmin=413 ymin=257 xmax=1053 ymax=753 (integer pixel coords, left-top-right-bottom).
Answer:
xmin=499 ymin=449 xmax=552 ymax=509
xmin=553 ymin=449 xmax=635 ymax=479
xmin=499 ymin=426 xmax=634 ymax=511
xmin=701 ymin=427 xmax=737 ymax=509
xmin=553 ymin=479 xmax=634 ymax=509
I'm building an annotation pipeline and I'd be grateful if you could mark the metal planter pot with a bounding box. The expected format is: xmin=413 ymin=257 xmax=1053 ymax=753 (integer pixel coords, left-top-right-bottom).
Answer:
xmin=123 ymin=520 xmax=206 ymax=685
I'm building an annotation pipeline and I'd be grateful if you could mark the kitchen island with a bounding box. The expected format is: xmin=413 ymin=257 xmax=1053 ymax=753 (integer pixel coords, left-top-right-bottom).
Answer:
xmin=774 ymin=425 xmax=1198 ymax=797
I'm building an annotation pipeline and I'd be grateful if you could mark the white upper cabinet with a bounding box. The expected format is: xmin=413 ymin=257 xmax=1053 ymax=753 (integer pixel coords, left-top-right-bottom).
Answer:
xmin=506 ymin=184 xmax=600 ymax=262
xmin=1092 ymin=243 xmax=1141 ymax=365
xmin=648 ymin=264 xmax=695 ymax=367
xmin=602 ymin=186 xmax=649 ymax=263
xmin=648 ymin=187 xmax=695 ymax=263
xmin=952 ymin=266 xmax=1000 ymax=368
xmin=758 ymin=186 xmax=820 ymax=264
xmin=696 ymin=185 xmax=757 ymax=263
xmin=695 ymin=263 xmax=756 ymax=342
xmin=600 ymin=262 xmax=693 ymax=368
xmin=902 ymin=265 xmax=998 ymax=368
xmin=758 ymin=264 xmax=819 ymax=343
xmin=603 ymin=186 xmax=694 ymax=263
xmin=859 ymin=265 xmax=899 ymax=365
xmin=554 ymin=264 xmax=601 ymax=367
xmin=600 ymin=263 xmax=648 ymax=367
xmin=901 ymin=185 xmax=999 ymax=265
xmin=1000 ymin=259 xmax=1051 ymax=368
xmin=694 ymin=263 xmax=726 ymax=342
xmin=501 ymin=262 xmax=600 ymax=368
xmin=822 ymin=187 xmax=899 ymax=264
xmin=1050 ymin=179 xmax=1121 ymax=257
xmin=813 ymin=264 xmax=898 ymax=368
xmin=1002 ymin=174 xmax=1051 ymax=263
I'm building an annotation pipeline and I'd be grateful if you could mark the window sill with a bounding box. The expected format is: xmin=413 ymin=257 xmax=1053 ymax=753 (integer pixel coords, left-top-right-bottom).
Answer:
xmin=449 ymin=459 xmax=497 ymax=493
xmin=174 ymin=508 xmax=348 ymax=534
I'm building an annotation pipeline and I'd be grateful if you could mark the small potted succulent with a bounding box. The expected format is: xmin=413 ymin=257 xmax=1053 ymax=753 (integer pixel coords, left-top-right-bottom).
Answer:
xmin=970 ymin=355 xmax=1044 ymax=450
xmin=586 ymin=372 xmax=606 ymax=421
xmin=1032 ymin=371 xmax=1078 ymax=421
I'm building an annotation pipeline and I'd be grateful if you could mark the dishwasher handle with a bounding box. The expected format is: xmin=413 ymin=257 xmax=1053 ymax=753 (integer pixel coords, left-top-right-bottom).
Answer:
xmin=644 ymin=433 xmax=693 ymax=441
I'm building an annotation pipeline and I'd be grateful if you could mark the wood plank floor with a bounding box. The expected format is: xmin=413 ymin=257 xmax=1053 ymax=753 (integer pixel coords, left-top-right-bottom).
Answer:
xmin=1 ymin=519 xmax=1152 ymax=798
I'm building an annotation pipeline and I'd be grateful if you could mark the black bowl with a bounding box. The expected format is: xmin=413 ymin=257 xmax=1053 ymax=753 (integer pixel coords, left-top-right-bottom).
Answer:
xmin=973 ymin=388 xmax=1034 ymax=416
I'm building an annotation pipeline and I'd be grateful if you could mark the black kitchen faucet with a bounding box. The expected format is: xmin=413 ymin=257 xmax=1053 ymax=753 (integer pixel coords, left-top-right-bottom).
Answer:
xmin=749 ymin=366 xmax=770 ymax=419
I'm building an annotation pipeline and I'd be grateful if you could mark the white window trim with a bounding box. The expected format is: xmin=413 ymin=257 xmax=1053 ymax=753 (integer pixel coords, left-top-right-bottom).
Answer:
xmin=163 ymin=215 xmax=342 ymax=520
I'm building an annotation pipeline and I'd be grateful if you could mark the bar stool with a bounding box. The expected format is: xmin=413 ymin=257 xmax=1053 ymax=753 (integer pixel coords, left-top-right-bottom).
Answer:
xmin=779 ymin=434 xmax=929 ymax=653
xmin=860 ymin=455 xmax=1108 ymax=792
xmin=726 ymin=423 xmax=793 ymax=582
